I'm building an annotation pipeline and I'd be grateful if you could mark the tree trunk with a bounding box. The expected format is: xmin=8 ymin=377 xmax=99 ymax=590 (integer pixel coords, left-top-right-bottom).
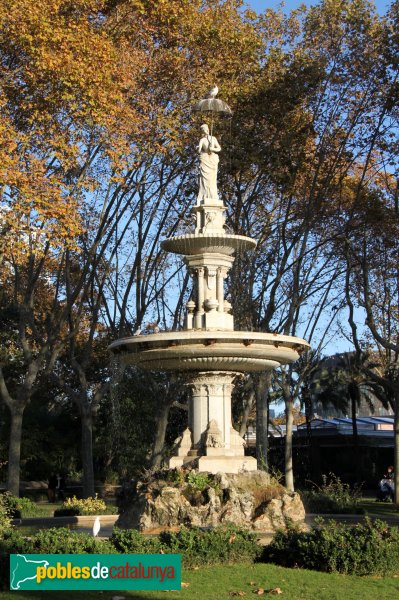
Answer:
xmin=256 ymin=371 xmax=271 ymax=471
xmin=150 ymin=400 xmax=172 ymax=469
xmin=81 ymin=408 xmax=95 ymax=498
xmin=394 ymin=394 xmax=399 ymax=505
xmin=239 ymin=390 xmax=255 ymax=437
xmin=302 ymin=382 xmax=313 ymax=479
xmin=285 ymin=396 xmax=294 ymax=492
xmin=349 ymin=384 xmax=360 ymax=483
xmin=7 ymin=404 xmax=25 ymax=496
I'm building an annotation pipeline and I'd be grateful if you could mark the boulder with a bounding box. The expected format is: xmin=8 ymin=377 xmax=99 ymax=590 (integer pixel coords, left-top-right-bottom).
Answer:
xmin=282 ymin=492 xmax=306 ymax=523
xmin=116 ymin=469 xmax=306 ymax=534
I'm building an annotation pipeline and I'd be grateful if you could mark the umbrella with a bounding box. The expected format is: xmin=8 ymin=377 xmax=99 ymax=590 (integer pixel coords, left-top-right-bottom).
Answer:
xmin=192 ymin=97 xmax=233 ymax=117
xmin=193 ymin=89 xmax=233 ymax=139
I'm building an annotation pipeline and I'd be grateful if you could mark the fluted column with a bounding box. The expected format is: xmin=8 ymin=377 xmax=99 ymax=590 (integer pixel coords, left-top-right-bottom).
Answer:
xmin=217 ymin=267 xmax=225 ymax=313
xmin=190 ymin=381 xmax=208 ymax=448
xmin=195 ymin=267 xmax=205 ymax=329
xmin=186 ymin=371 xmax=238 ymax=451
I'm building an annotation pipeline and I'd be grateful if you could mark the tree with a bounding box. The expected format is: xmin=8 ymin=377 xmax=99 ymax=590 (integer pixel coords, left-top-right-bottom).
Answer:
xmin=2 ymin=0 xmax=398 ymax=495
xmin=96 ymin=366 xmax=187 ymax=480
xmin=315 ymin=0 xmax=399 ymax=498
xmin=310 ymin=352 xmax=388 ymax=481
xmin=0 ymin=0 xmax=142 ymax=494
xmin=57 ymin=0 xmax=264 ymax=490
xmin=343 ymin=185 xmax=399 ymax=495
xmin=222 ymin=0 xmax=392 ymax=489
xmin=0 ymin=0 xmax=266 ymax=493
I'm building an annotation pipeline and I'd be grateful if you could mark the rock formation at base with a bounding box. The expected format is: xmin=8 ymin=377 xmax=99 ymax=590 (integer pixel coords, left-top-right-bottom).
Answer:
xmin=117 ymin=469 xmax=305 ymax=534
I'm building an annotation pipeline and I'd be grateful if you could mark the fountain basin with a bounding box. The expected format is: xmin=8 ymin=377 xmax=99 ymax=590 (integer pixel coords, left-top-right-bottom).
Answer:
xmin=109 ymin=330 xmax=309 ymax=372
xmin=161 ymin=233 xmax=256 ymax=256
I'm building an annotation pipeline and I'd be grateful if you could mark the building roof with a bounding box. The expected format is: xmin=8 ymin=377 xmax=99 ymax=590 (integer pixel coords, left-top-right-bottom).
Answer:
xmin=297 ymin=416 xmax=394 ymax=432
xmin=243 ymin=416 xmax=395 ymax=448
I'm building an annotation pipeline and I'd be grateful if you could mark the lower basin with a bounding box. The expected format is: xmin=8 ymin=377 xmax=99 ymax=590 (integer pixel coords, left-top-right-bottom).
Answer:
xmin=109 ymin=331 xmax=309 ymax=372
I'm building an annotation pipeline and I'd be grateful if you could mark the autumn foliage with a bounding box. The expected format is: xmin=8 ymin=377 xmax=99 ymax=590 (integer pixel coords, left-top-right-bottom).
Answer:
xmin=0 ymin=0 xmax=398 ymax=495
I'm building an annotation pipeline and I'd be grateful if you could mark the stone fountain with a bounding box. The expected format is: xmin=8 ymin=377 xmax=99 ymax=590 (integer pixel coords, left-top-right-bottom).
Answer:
xmin=109 ymin=91 xmax=309 ymax=475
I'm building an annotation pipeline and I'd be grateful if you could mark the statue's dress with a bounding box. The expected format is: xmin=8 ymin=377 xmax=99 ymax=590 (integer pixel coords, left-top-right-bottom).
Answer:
xmin=197 ymin=135 xmax=220 ymax=202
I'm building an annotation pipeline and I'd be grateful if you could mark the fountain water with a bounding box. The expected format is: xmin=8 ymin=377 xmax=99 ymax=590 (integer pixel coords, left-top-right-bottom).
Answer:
xmin=109 ymin=90 xmax=309 ymax=474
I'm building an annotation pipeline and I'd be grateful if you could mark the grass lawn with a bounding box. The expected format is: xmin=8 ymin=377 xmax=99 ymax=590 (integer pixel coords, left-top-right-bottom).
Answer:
xmin=1 ymin=563 xmax=399 ymax=600
xmin=359 ymin=497 xmax=399 ymax=519
xmin=26 ymin=503 xmax=61 ymax=518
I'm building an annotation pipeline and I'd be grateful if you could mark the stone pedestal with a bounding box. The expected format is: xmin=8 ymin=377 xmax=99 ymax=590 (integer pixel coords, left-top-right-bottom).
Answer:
xmin=197 ymin=455 xmax=257 ymax=474
xmin=169 ymin=371 xmax=257 ymax=473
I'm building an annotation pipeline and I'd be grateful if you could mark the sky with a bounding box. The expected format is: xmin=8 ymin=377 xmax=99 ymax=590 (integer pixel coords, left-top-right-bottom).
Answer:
xmin=248 ymin=0 xmax=392 ymax=13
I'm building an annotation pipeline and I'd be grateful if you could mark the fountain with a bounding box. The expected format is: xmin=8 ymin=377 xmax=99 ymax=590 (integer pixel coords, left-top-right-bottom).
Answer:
xmin=109 ymin=90 xmax=310 ymax=475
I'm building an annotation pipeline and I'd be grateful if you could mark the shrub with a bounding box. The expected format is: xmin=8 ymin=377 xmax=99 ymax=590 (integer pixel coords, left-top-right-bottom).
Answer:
xmin=159 ymin=525 xmax=261 ymax=568
xmin=0 ymin=528 xmax=114 ymax=591
xmin=0 ymin=493 xmax=40 ymax=519
xmin=186 ymin=472 xmax=210 ymax=491
xmin=0 ymin=522 xmax=260 ymax=590
xmin=163 ymin=468 xmax=186 ymax=487
xmin=53 ymin=506 xmax=80 ymax=517
xmin=111 ymin=525 xmax=260 ymax=568
xmin=1 ymin=528 xmax=33 ymax=555
xmin=110 ymin=528 xmax=163 ymax=554
xmin=54 ymin=494 xmax=106 ymax=516
xmin=263 ymin=517 xmax=399 ymax=576
xmin=26 ymin=527 xmax=114 ymax=554
xmin=300 ymin=473 xmax=364 ymax=514
xmin=0 ymin=529 xmax=30 ymax=591
xmin=0 ymin=495 xmax=12 ymax=536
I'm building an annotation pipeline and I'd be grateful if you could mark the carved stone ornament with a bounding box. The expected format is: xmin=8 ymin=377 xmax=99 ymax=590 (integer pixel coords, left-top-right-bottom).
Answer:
xmin=204 ymin=298 xmax=219 ymax=312
xmin=230 ymin=427 xmax=246 ymax=447
xmin=206 ymin=383 xmax=223 ymax=395
xmin=186 ymin=300 xmax=196 ymax=313
xmin=204 ymin=210 xmax=217 ymax=230
xmin=204 ymin=419 xmax=224 ymax=448
xmin=207 ymin=267 xmax=217 ymax=289
xmin=174 ymin=427 xmax=193 ymax=456
xmin=109 ymin=86 xmax=310 ymax=478
xmin=180 ymin=427 xmax=193 ymax=449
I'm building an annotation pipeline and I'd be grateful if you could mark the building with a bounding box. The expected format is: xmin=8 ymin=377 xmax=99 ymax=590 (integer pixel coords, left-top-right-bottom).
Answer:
xmin=294 ymin=416 xmax=394 ymax=486
xmin=244 ymin=416 xmax=395 ymax=486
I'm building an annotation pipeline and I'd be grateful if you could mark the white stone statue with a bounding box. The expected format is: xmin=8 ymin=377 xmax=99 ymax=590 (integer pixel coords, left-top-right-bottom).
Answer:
xmin=197 ymin=124 xmax=221 ymax=203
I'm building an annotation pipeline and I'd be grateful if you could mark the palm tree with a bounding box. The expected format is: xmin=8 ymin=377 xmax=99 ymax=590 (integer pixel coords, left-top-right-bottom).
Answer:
xmin=310 ymin=352 xmax=388 ymax=482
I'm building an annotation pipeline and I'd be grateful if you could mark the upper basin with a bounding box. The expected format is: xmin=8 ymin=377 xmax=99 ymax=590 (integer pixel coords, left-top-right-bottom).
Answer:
xmin=161 ymin=233 xmax=257 ymax=256
xmin=109 ymin=331 xmax=310 ymax=373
